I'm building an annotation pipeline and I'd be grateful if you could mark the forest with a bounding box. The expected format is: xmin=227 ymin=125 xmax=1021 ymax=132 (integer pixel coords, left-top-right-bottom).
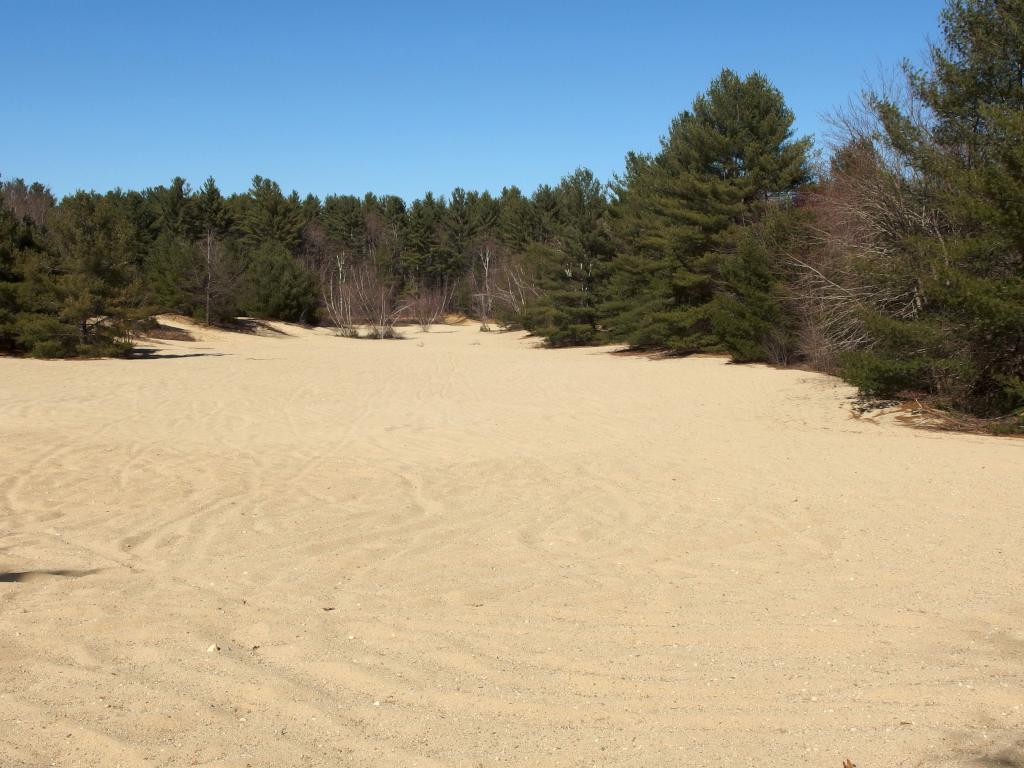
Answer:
xmin=2 ymin=0 xmax=1022 ymax=428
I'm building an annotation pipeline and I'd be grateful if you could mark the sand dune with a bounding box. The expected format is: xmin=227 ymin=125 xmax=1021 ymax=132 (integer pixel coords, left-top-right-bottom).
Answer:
xmin=1 ymin=320 xmax=1022 ymax=767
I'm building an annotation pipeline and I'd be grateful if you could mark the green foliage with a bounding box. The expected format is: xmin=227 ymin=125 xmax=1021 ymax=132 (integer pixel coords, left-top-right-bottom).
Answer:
xmin=839 ymin=314 xmax=965 ymax=397
xmin=144 ymin=232 xmax=199 ymax=312
xmin=0 ymin=203 xmax=23 ymax=351
xmin=404 ymin=192 xmax=455 ymax=288
xmin=238 ymin=176 xmax=304 ymax=253
xmin=240 ymin=240 xmax=318 ymax=324
xmin=842 ymin=0 xmax=1024 ymax=415
xmin=139 ymin=177 xmax=243 ymax=326
xmin=521 ymin=168 xmax=614 ymax=345
xmin=194 ymin=177 xmax=231 ymax=239
xmin=322 ymin=195 xmax=366 ymax=258
xmin=497 ymin=186 xmax=536 ymax=250
xmin=603 ymin=69 xmax=811 ymax=353
xmin=150 ymin=177 xmax=195 ymax=240
xmin=3 ymin=190 xmax=142 ymax=357
xmin=709 ymin=208 xmax=804 ymax=363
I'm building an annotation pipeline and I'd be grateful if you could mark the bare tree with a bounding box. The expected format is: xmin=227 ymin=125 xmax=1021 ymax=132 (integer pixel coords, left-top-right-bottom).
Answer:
xmin=788 ymin=160 xmax=933 ymax=368
xmin=349 ymin=262 xmax=409 ymax=338
xmin=408 ymin=278 xmax=455 ymax=332
xmin=322 ymin=257 xmax=408 ymax=339
xmin=492 ymin=251 xmax=540 ymax=320
xmin=0 ymin=177 xmax=55 ymax=227
xmin=785 ymin=83 xmax=948 ymax=370
xmin=321 ymin=251 xmax=356 ymax=337
xmin=299 ymin=221 xmax=331 ymax=276
xmin=471 ymin=240 xmax=500 ymax=331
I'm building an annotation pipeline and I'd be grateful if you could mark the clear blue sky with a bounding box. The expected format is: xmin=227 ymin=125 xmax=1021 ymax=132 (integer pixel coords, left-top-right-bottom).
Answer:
xmin=3 ymin=0 xmax=943 ymax=202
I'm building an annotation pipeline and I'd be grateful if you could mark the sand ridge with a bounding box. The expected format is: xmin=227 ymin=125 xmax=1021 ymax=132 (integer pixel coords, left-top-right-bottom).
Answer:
xmin=1 ymin=320 xmax=1022 ymax=767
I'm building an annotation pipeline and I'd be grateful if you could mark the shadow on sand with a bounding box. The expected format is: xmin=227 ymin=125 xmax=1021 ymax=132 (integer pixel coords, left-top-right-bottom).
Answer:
xmin=129 ymin=347 xmax=228 ymax=360
xmin=975 ymin=741 xmax=1024 ymax=768
xmin=0 ymin=568 xmax=102 ymax=583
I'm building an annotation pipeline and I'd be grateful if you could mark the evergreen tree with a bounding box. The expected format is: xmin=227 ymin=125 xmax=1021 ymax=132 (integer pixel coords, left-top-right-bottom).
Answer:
xmin=709 ymin=206 xmax=805 ymax=363
xmin=142 ymin=177 xmax=240 ymax=325
xmin=497 ymin=186 xmax=536 ymax=251
xmin=0 ymin=180 xmax=66 ymax=356
xmin=150 ymin=177 xmax=195 ymax=240
xmin=530 ymin=184 xmax=561 ymax=244
xmin=604 ymin=69 xmax=811 ymax=352
xmin=521 ymin=168 xmax=614 ymax=345
xmin=845 ymin=0 xmax=1024 ymax=416
xmin=0 ymin=202 xmax=29 ymax=352
xmin=300 ymin=193 xmax=322 ymax=226
xmin=239 ymin=176 xmax=303 ymax=252
xmin=22 ymin=191 xmax=145 ymax=356
xmin=193 ymin=177 xmax=236 ymax=324
xmin=404 ymin=192 xmax=448 ymax=288
xmin=322 ymin=195 xmax=367 ymax=263
xmin=145 ymin=232 xmax=200 ymax=314
xmin=362 ymin=194 xmax=406 ymax=277
xmin=240 ymin=240 xmax=318 ymax=324
xmin=443 ymin=187 xmax=478 ymax=277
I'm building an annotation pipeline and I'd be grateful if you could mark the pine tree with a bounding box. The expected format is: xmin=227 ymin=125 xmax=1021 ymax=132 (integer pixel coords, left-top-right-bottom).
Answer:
xmin=322 ymin=195 xmax=367 ymax=263
xmin=709 ymin=206 xmax=806 ymax=363
xmin=603 ymin=70 xmax=811 ymax=352
xmin=521 ymin=168 xmax=614 ymax=345
xmin=142 ymin=177 xmax=240 ymax=325
xmin=497 ymin=186 xmax=536 ymax=251
xmin=844 ymin=0 xmax=1024 ymax=416
xmin=0 ymin=202 xmax=27 ymax=352
xmin=404 ymin=192 xmax=448 ymax=288
xmin=240 ymin=240 xmax=318 ymax=324
xmin=145 ymin=232 xmax=200 ymax=314
xmin=300 ymin=194 xmax=322 ymax=226
xmin=239 ymin=176 xmax=303 ymax=252
xmin=27 ymin=191 xmax=145 ymax=356
xmin=0 ymin=180 xmax=65 ymax=356
xmin=193 ymin=177 xmax=236 ymax=324
xmin=150 ymin=177 xmax=195 ymax=241
xmin=444 ymin=188 xmax=478 ymax=269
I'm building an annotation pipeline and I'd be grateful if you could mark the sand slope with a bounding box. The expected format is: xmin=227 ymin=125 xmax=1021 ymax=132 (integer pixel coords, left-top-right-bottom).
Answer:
xmin=1 ymin=321 xmax=1022 ymax=767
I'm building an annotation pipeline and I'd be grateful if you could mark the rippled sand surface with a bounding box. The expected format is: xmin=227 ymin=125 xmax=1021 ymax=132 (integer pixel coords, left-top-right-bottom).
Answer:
xmin=2 ymin=318 xmax=1022 ymax=767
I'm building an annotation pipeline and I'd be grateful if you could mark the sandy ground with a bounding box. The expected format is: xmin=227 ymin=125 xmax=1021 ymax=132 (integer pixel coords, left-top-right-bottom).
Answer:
xmin=1 ymin=319 xmax=1022 ymax=768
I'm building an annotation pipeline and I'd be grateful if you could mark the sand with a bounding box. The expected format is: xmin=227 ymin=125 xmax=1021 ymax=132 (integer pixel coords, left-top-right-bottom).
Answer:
xmin=1 ymin=319 xmax=1022 ymax=768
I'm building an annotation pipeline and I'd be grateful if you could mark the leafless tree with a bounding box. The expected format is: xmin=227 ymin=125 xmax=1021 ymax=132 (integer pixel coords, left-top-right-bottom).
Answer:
xmin=321 ymin=251 xmax=357 ymax=336
xmin=785 ymin=83 xmax=949 ymax=369
xmin=789 ymin=161 xmax=932 ymax=367
xmin=299 ymin=221 xmax=331 ymax=276
xmin=348 ymin=262 xmax=409 ymax=338
xmin=470 ymin=239 xmax=503 ymax=331
xmin=1 ymin=177 xmax=55 ymax=226
xmin=492 ymin=251 xmax=540 ymax=320
xmin=408 ymin=279 xmax=455 ymax=332
xmin=323 ymin=255 xmax=408 ymax=339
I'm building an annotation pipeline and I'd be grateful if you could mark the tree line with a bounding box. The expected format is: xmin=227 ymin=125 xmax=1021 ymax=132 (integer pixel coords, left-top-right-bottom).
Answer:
xmin=0 ymin=168 xmax=598 ymax=350
xmin=1 ymin=0 xmax=1022 ymax=426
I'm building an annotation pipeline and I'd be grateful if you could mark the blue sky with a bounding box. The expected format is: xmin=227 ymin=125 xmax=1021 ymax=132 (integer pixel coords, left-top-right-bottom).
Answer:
xmin=3 ymin=0 xmax=943 ymax=201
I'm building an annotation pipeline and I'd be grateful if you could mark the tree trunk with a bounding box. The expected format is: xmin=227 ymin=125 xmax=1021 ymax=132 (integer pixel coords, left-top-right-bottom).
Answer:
xmin=205 ymin=231 xmax=213 ymax=326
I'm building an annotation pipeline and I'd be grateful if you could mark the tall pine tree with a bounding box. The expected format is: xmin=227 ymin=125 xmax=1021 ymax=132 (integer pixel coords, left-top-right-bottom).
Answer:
xmin=604 ymin=69 xmax=811 ymax=352
xmin=521 ymin=168 xmax=614 ymax=345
